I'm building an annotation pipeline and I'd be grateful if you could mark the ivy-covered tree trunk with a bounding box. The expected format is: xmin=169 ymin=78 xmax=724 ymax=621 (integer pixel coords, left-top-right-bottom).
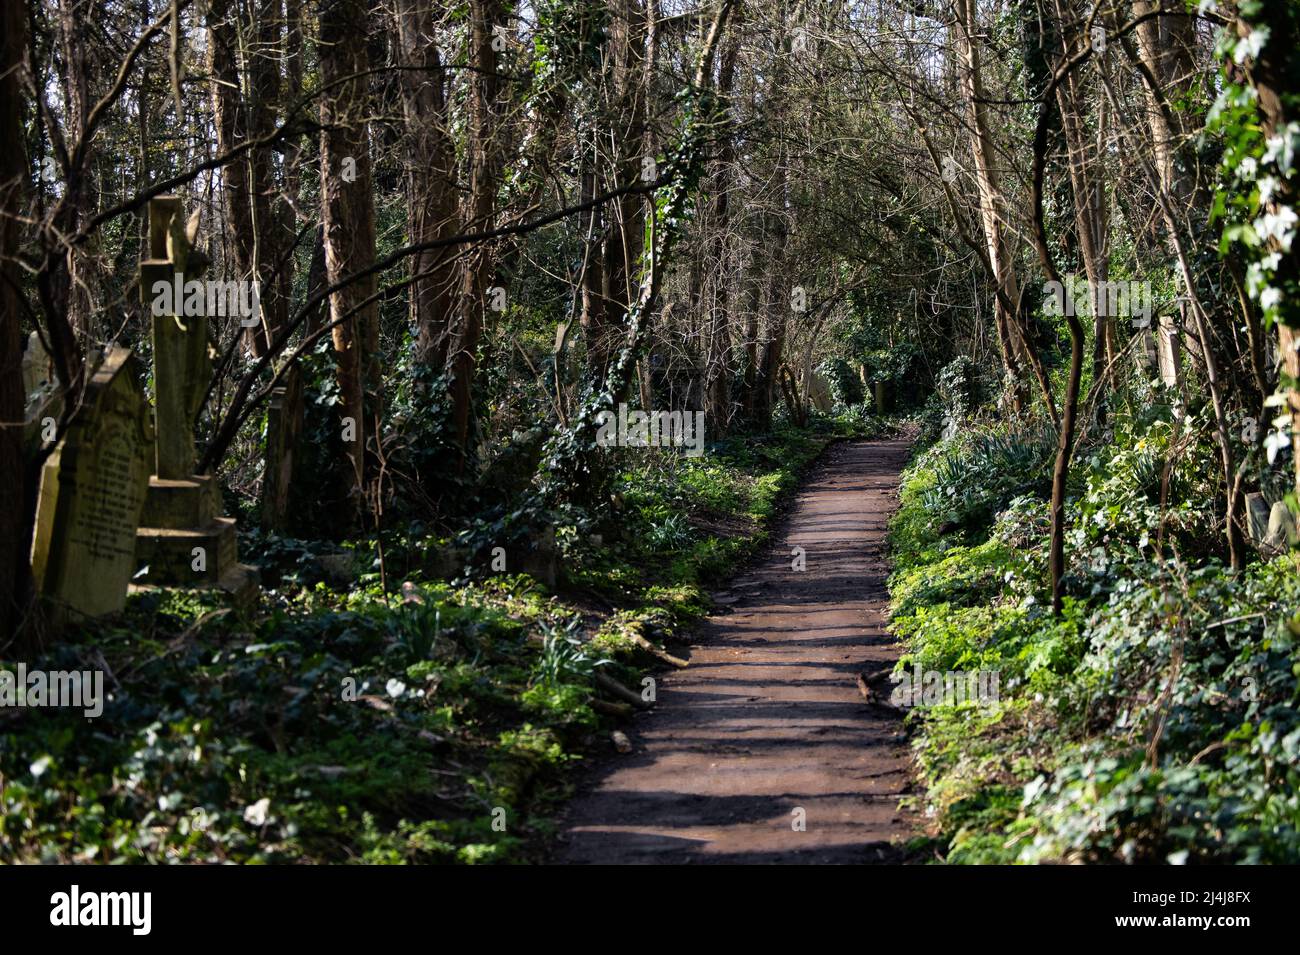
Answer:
xmin=1232 ymin=4 xmax=1300 ymax=501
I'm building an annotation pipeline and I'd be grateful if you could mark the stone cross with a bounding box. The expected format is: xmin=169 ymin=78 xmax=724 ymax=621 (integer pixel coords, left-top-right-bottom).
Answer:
xmin=138 ymin=197 xmax=211 ymax=480
xmin=133 ymin=197 xmax=257 ymax=607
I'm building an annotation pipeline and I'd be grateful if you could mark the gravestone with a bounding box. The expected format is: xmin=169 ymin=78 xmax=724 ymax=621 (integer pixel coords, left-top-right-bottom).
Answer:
xmin=807 ymin=371 xmax=833 ymax=413
xmin=519 ymin=526 xmax=559 ymax=588
xmin=1244 ymin=491 xmax=1296 ymax=555
xmin=1156 ymin=314 xmax=1182 ymax=389
xmin=259 ymin=364 xmax=304 ymax=531
xmin=1266 ymin=501 xmax=1296 ymax=552
xmin=21 ymin=330 xmax=50 ymax=395
xmin=22 ymin=332 xmax=60 ymax=452
xmin=133 ymin=197 xmax=257 ymax=606
xmin=29 ymin=347 xmax=153 ymax=621
xmin=1245 ymin=492 xmax=1271 ymax=543
xmin=139 ymin=197 xmax=210 ymax=479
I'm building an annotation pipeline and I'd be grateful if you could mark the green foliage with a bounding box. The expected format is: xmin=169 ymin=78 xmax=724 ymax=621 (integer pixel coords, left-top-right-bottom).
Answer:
xmin=1209 ymin=5 xmax=1300 ymax=333
xmin=0 ymin=579 xmax=586 ymax=864
xmin=889 ymin=422 xmax=1300 ymax=864
xmin=2 ymin=409 xmax=852 ymax=866
xmin=817 ymin=356 xmax=866 ymax=407
xmin=936 ymin=356 xmax=983 ymax=423
xmin=862 ymin=341 xmax=919 ymax=388
xmin=913 ymin=422 xmax=1057 ymax=539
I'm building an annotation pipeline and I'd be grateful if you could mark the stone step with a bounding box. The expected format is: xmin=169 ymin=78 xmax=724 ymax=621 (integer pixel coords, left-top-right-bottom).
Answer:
xmin=134 ymin=517 xmax=238 ymax=586
xmin=141 ymin=474 xmax=218 ymax=528
xmin=129 ymin=561 xmax=260 ymax=612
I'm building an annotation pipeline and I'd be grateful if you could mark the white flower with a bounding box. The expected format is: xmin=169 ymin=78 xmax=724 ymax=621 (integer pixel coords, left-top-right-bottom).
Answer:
xmin=1246 ymin=26 xmax=1271 ymax=59
xmin=244 ymin=797 xmax=271 ymax=826
xmin=1246 ymin=261 xmax=1268 ymax=297
xmin=1265 ymin=425 xmax=1291 ymax=465
xmin=386 ymin=678 xmax=407 ymax=698
xmin=1256 ymin=205 xmax=1298 ymax=250
xmin=1264 ymin=124 xmax=1300 ymax=174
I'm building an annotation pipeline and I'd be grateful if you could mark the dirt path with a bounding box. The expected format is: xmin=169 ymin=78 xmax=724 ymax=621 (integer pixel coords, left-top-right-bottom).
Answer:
xmin=557 ymin=435 xmax=918 ymax=864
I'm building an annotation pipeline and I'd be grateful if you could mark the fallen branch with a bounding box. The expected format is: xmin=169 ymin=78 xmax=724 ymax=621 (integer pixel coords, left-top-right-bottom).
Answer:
xmin=594 ymin=671 xmax=653 ymax=710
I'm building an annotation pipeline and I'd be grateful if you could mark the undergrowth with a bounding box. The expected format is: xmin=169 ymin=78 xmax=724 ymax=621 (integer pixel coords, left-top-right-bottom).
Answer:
xmin=1 ymin=411 xmax=896 ymax=864
xmin=889 ymin=401 xmax=1300 ymax=863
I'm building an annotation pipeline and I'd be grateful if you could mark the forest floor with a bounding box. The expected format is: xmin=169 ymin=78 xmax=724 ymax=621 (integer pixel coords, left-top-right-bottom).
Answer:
xmin=556 ymin=435 xmax=921 ymax=863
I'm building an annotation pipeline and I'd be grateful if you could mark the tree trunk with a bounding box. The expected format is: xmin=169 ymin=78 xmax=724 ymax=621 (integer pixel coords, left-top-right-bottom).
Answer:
xmin=955 ymin=0 xmax=1029 ymax=412
xmin=1232 ymin=9 xmax=1300 ymax=505
xmin=449 ymin=0 xmax=505 ymax=465
xmin=1051 ymin=0 xmax=1112 ymax=384
xmin=208 ymin=0 xmax=287 ymax=356
xmin=319 ymin=0 xmax=377 ymax=521
xmin=395 ymin=0 xmax=458 ymax=373
xmin=703 ymin=29 xmax=739 ymax=432
xmin=1 ymin=0 xmax=28 ymax=639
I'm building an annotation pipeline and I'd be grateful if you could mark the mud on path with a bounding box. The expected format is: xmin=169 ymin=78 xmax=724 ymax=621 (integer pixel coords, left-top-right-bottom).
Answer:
xmin=557 ymin=435 xmax=918 ymax=864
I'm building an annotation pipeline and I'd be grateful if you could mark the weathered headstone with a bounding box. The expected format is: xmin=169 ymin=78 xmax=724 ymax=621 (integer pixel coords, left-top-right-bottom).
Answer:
xmin=22 ymin=332 xmax=61 ymax=452
xmin=1245 ymin=492 xmax=1271 ymax=543
xmin=874 ymin=379 xmax=890 ymax=414
xmin=519 ymin=526 xmax=559 ymax=588
xmin=1266 ymin=501 xmax=1296 ymax=551
xmin=133 ymin=197 xmax=257 ymax=606
xmin=807 ymin=371 xmax=833 ymax=413
xmin=1244 ymin=491 xmax=1297 ymax=555
xmin=21 ymin=330 xmax=50 ymax=395
xmin=1157 ymin=313 xmax=1182 ymax=389
xmin=259 ymin=364 xmax=304 ymax=531
xmin=29 ymin=347 xmax=153 ymax=621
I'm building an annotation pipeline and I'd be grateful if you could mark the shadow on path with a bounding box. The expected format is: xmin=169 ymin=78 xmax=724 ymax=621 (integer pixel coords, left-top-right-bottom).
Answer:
xmin=555 ymin=435 xmax=919 ymax=864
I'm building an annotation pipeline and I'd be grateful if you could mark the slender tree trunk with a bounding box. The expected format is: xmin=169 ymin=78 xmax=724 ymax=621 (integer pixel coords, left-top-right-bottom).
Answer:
xmin=703 ymin=29 xmax=738 ymax=431
xmin=209 ymin=0 xmax=286 ymax=356
xmin=57 ymin=0 xmax=98 ymax=341
xmin=319 ymin=0 xmax=377 ymax=520
xmin=955 ymin=0 xmax=1029 ymax=412
xmin=1 ymin=0 xmax=28 ymax=639
xmin=1051 ymin=0 xmax=1112 ymax=383
xmin=395 ymin=0 xmax=458 ymax=373
xmin=449 ymin=0 xmax=505 ymax=464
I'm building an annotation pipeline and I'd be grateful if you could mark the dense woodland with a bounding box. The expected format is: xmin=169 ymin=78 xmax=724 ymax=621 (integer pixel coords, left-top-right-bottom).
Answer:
xmin=1 ymin=0 xmax=1299 ymax=864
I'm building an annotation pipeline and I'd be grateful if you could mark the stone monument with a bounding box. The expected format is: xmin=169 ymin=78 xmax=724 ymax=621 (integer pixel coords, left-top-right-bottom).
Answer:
xmin=29 ymin=346 xmax=152 ymax=621
xmin=132 ymin=197 xmax=257 ymax=605
xmin=259 ymin=364 xmax=304 ymax=531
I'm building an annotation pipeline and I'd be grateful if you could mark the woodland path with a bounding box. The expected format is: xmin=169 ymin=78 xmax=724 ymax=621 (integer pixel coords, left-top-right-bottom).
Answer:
xmin=556 ymin=435 xmax=919 ymax=864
